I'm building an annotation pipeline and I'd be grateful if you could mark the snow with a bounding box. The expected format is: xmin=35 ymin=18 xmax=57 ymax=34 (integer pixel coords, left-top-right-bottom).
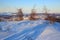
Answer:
xmin=36 ymin=24 xmax=60 ymax=40
xmin=0 ymin=20 xmax=60 ymax=40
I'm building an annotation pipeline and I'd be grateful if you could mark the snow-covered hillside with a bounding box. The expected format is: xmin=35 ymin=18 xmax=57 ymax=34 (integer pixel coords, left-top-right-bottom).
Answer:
xmin=0 ymin=20 xmax=60 ymax=40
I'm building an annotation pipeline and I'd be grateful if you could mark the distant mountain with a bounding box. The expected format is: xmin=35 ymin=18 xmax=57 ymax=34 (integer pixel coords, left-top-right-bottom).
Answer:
xmin=0 ymin=12 xmax=60 ymax=16
xmin=0 ymin=12 xmax=14 ymax=15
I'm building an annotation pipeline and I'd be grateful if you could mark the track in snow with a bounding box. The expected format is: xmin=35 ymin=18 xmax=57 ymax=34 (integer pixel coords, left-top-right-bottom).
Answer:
xmin=0 ymin=20 xmax=60 ymax=40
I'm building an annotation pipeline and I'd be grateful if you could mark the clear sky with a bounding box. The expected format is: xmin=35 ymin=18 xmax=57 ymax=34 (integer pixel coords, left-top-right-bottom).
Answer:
xmin=0 ymin=0 xmax=60 ymax=13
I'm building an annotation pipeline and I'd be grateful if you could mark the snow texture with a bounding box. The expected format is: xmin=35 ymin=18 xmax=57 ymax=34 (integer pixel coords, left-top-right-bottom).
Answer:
xmin=0 ymin=20 xmax=60 ymax=40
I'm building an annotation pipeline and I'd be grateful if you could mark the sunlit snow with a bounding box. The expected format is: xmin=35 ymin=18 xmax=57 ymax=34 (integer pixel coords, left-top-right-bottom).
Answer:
xmin=0 ymin=20 xmax=60 ymax=40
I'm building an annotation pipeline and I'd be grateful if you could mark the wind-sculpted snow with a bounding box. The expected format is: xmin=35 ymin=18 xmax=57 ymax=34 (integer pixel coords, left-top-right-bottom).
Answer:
xmin=0 ymin=20 xmax=60 ymax=40
xmin=36 ymin=23 xmax=60 ymax=40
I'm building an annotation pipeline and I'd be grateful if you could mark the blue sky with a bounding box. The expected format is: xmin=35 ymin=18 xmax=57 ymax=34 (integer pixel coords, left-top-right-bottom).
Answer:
xmin=0 ymin=0 xmax=60 ymax=13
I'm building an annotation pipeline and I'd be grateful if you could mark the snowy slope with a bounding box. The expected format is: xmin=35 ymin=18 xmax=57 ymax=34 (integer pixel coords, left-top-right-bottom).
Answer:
xmin=36 ymin=24 xmax=60 ymax=40
xmin=0 ymin=20 xmax=60 ymax=40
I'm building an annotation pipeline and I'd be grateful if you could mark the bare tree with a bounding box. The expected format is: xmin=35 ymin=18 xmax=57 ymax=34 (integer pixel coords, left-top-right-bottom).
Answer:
xmin=44 ymin=6 xmax=56 ymax=24
xmin=17 ymin=9 xmax=24 ymax=21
